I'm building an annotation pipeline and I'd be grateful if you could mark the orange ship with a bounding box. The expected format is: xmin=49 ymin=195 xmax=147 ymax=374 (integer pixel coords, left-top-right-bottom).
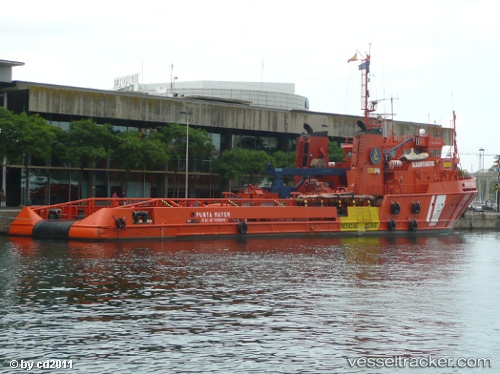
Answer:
xmin=9 ymin=53 xmax=477 ymax=241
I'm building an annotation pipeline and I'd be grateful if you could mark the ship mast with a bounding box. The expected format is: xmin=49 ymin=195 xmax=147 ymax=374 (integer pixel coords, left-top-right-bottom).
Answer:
xmin=359 ymin=53 xmax=380 ymax=129
xmin=349 ymin=48 xmax=379 ymax=129
xmin=452 ymin=110 xmax=460 ymax=167
xmin=361 ymin=53 xmax=371 ymax=126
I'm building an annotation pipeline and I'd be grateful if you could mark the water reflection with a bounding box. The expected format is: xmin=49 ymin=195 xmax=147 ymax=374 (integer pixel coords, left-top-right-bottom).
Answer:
xmin=1 ymin=233 xmax=497 ymax=373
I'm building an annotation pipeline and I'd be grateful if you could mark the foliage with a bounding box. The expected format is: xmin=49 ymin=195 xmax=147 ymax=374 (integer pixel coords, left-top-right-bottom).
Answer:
xmin=154 ymin=123 xmax=217 ymax=163
xmin=271 ymin=150 xmax=295 ymax=168
xmin=50 ymin=126 xmax=68 ymax=165
xmin=185 ymin=126 xmax=218 ymax=162
xmin=153 ymin=123 xmax=217 ymax=174
xmin=0 ymin=107 xmax=56 ymax=165
xmin=214 ymin=148 xmax=272 ymax=185
xmin=114 ymin=130 xmax=169 ymax=170
xmin=154 ymin=123 xmax=187 ymax=159
xmin=59 ymin=119 xmax=115 ymax=168
xmin=328 ymin=140 xmax=345 ymax=162
xmin=245 ymin=150 xmax=273 ymax=182
xmin=0 ymin=107 xmax=15 ymax=162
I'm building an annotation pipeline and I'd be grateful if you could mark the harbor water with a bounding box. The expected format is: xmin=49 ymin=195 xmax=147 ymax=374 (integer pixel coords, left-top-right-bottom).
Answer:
xmin=0 ymin=232 xmax=499 ymax=373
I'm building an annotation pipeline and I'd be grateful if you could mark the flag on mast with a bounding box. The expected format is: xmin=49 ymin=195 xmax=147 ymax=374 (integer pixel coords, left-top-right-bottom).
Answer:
xmin=347 ymin=53 xmax=358 ymax=62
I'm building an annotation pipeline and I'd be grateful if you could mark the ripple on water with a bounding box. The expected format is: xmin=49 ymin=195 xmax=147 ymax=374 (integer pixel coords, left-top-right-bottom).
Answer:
xmin=0 ymin=234 xmax=499 ymax=372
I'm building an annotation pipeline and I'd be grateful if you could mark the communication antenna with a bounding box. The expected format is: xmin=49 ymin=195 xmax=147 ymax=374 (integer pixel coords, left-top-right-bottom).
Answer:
xmin=261 ymin=58 xmax=264 ymax=89
xmin=170 ymin=64 xmax=178 ymax=95
xmin=170 ymin=64 xmax=174 ymax=93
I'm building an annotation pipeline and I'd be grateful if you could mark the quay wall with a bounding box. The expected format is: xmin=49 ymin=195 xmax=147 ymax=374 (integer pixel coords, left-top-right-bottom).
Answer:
xmin=454 ymin=212 xmax=500 ymax=231
xmin=0 ymin=209 xmax=19 ymax=234
xmin=0 ymin=209 xmax=498 ymax=235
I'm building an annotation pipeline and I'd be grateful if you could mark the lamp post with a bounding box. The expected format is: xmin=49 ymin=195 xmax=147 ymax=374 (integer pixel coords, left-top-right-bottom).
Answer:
xmin=479 ymin=148 xmax=485 ymax=172
xmin=479 ymin=148 xmax=484 ymax=203
xmin=180 ymin=110 xmax=192 ymax=198
xmin=494 ymin=155 xmax=500 ymax=212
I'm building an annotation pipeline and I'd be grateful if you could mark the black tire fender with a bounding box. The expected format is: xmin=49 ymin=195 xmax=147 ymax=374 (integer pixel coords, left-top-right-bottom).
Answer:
xmin=388 ymin=219 xmax=397 ymax=231
xmin=390 ymin=202 xmax=400 ymax=215
xmin=409 ymin=220 xmax=418 ymax=232
xmin=115 ymin=217 xmax=126 ymax=230
xmin=237 ymin=220 xmax=248 ymax=235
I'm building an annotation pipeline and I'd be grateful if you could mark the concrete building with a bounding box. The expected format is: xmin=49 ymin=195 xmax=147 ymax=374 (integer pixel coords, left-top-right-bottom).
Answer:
xmin=125 ymin=80 xmax=309 ymax=111
xmin=0 ymin=60 xmax=452 ymax=207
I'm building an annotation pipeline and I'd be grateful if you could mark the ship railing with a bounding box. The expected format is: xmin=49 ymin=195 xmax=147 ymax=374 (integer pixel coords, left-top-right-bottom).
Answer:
xmin=29 ymin=197 xmax=152 ymax=220
xmin=123 ymin=197 xmax=304 ymax=210
xmin=31 ymin=194 xmax=351 ymax=221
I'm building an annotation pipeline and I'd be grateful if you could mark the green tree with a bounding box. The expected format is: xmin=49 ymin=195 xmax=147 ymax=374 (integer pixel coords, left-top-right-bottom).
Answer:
xmin=50 ymin=126 xmax=68 ymax=166
xmin=154 ymin=123 xmax=187 ymax=160
xmin=271 ymin=150 xmax=296 ymax=168
xmin=115 ymin=130 xmax=168 ymax=171
xmin=213 ymin=149 xmax=242 ymax=191
xmin=245 ymin=149 xmax=272 ymax=183
xmin=0 ymin=109 xmax=57 ymax=203
xmin=61 ymin=119 xmax=116 ymax=166
xmin=59 ymin=119 xmax=116 ymax=198
xmin=214 ymin=148 xmax=272 ymax=191
xmin=155 ymin=123 xmax=216 ymax=164
xmin=154 ymin=123 xmax=216 ymax=196
xmin=0 ymin=108 xmax=56 ymax=164
xmin=185 ymin=126 xmax=218 ymax=168
xmin=328 ymin=140 xmax=345 ymax=162
xmin=0 ymin=107 xmax=15 ymax=163
xmin=113 ymin=130 xmax=169 ymax=196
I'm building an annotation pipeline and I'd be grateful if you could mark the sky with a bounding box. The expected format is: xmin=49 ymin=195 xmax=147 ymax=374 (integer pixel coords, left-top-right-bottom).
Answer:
xmin=2 ymin=0 xmax=499 ymax=172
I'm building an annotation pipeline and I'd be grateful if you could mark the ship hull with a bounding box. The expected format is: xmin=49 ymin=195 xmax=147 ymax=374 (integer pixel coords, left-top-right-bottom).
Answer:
xmin=8 ymin=184 xmax=476 ymax=241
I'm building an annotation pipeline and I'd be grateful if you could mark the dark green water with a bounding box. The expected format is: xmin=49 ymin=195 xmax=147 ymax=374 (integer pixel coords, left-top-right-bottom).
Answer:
xmin=1 ymin=233 xmax=498 ymax=373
